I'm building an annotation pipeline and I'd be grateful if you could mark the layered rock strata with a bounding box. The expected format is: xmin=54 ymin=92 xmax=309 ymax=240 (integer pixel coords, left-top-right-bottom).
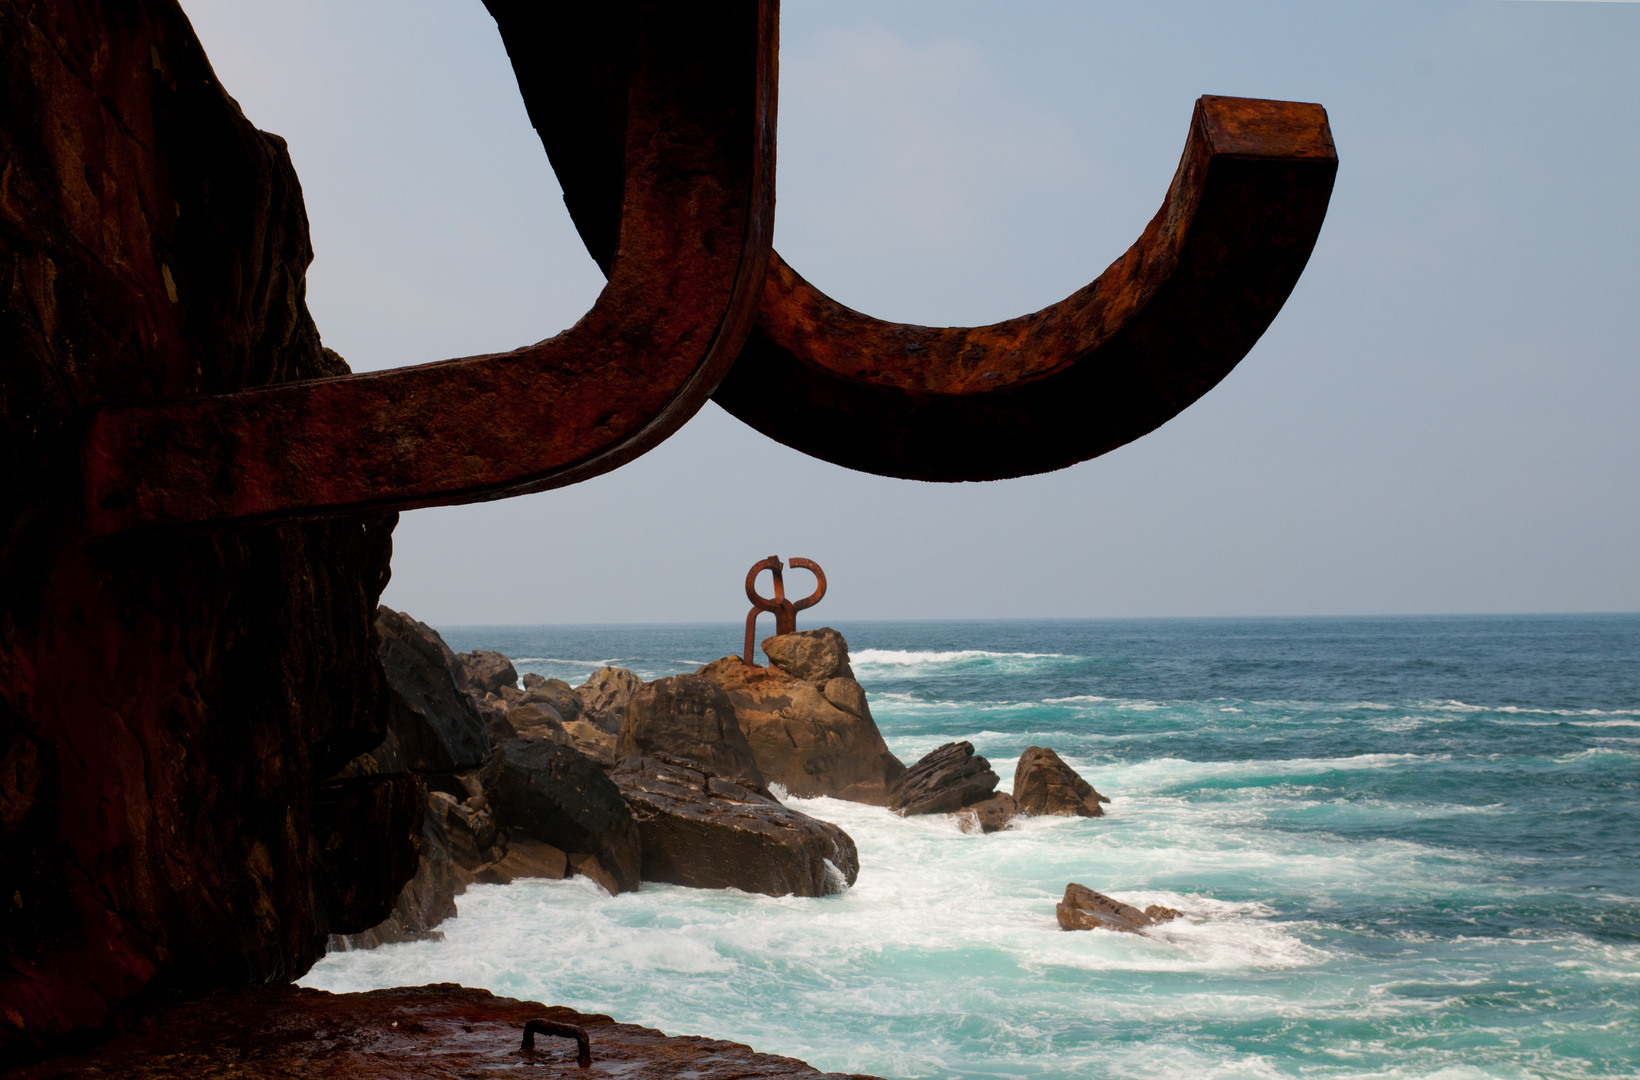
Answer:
xmin=8 ymin=984 xmax=884 ymax=1079
xmin=1056 ymin=883 xmax=1182 ymax=933
xmin=618 ymin=674 xmax=767 ymax=790
xmin=1013 ymin=746 xmax=1109 ymax=818
xmin=613 ymin=754 xmax=859 ymax=897
xmin=887 ymin=742 xmax=1003 ymax=817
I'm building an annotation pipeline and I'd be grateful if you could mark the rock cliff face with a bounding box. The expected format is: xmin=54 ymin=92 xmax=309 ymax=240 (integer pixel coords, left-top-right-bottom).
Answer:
xmin=0 ymin=0 xmax=404 ymax=1061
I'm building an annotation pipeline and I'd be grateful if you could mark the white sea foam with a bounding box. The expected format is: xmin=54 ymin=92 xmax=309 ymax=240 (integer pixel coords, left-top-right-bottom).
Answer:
xmin=851 ymin=647 xmax=1067 ymax=666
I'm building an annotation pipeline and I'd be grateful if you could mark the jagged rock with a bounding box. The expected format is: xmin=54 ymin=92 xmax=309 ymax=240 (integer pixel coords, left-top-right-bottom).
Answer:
xmin=955 ymin=792 xmax=1019 ymax=834
xmin=376 ymin=607 xmax=490 ymax=772
xmin=697 ymin=657 xmax=904 ymax=804
xmin=0 ymin=0 xmax=403 ymax=1052
xmin=567 ymin=852 xmax=620 ymax=896
xmin=1055 ymin=883 xmax=1182 ymax=933
xmin=505 ymin=703 xmax=569 ymax=739
xmin=8 ymin=984 xmax=886 ymax=1079
xmin=613 ymin=754 xmax=858 ymax=897
xmin=617 ymin=675 xmax=766 ymax=790
xmin=577 ymin=666 xmax=643 ymax=734
xmin=760 ymin=627 xmax=853 ymax=682
xmin=455 ymin=650 xmax=518 ymax=697
xmin=1013 ymin=746 xmax=1109 ymax=818
xmin=329 ymin=792 xmax=460 ymax=950
xmin=481 ymin=738 xmax=642 ymax=893
xmin=886 ymin=741 xmax=999 ymax=816
xmin=473 ymin=837 xmax=569 ymax=885
xmin=564 ymin=720 xmax=618 ymax=769
xmin=521 ymin=677 xmax=585 ymax=724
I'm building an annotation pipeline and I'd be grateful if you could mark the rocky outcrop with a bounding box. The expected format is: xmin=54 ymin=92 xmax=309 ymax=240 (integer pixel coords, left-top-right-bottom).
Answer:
xmin=328 ymin=794 xmax=458 ymax=951
xmin=481 ymin=738 xmax=642 ymax=893
xmin=1012 ymin=746 xmax=1109 ymax=818
xmin=617 ymin=675 xmax=766 ymax=790
xmin=1 ymin=0 xmax=404 ymax=1059
xmin=886 ymin=742 xmax=1000 ymax=816
xmin=955 ymin=793 xmax=1019 ymax=834
xmin=613 ymin=754 xmax=858 ymax=897
xmin=697 ymin=632 xmax=904 ymax=804
xmin=761 ymin=627 xmax=852 ymax=682
xmin=577 ymin=666 xmax=642 ymax=734
xmin=8 ymin=984 xmax=885 ymax=1079
xmin=1056 ymin=883 xmax=1182 ymax=933
xmin=454 ymin=650 xmax=519 ymax=697
xmin=376 ymin=607 xmax=490 ymax=773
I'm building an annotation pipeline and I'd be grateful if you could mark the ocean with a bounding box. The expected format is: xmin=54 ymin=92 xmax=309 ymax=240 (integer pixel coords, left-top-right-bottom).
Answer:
xmin=301 ymin=615 xmax=1640 ymax=1079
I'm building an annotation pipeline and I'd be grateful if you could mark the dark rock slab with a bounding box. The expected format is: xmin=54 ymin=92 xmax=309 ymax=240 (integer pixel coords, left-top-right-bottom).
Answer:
xmin=955 ymin=792 xmax=1019 ymax=834
xmin=310 ymin=776 xmax=426 ymax=936
xmin=1013 ymin=746 xmax=1108 ymax=818
xmin=328 ymin=792 xmax=459 ymax=951
xmin=481 ymin=738 xmax=642 ymax=893
xmin=8 ymin=984 xmax=884 ymax=1079
xmin=886 ymin=741 xmax=999 ymax=816
xmin=613 ymin=754 xmax=859 ymax=897
xmin=577 ymin=666 xmax=643 ymax=733
xmin=617 ymin=675 xmax=766 ymax=791
xmin=761 ymin=627 xmax=853 ymax=682
xmin=1056 ymin=883 xmax=1182 ymax=933
xmin=376 ymin=607 xmax=490 ymax=772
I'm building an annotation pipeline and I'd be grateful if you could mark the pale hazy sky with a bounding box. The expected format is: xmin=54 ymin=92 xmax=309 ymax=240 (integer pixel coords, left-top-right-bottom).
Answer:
xmin=183 ymin=0 xmax=1639 ymax=623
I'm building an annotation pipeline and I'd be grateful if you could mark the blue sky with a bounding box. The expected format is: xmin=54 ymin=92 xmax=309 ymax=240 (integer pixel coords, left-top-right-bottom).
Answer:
xmin=184 ymin=1 xmax=1639 ymax=622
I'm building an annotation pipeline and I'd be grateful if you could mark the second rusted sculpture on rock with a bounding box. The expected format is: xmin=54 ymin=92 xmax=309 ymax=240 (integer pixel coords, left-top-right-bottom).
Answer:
xmin=743 ymin=556 xmax=826 ymax=665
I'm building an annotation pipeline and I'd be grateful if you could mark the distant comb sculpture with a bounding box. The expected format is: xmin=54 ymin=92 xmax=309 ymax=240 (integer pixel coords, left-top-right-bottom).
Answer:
xmin=81 ymin=0 xmax=1336 ymax=536
xmin=743 ymin=556 xmax=827 ymax=665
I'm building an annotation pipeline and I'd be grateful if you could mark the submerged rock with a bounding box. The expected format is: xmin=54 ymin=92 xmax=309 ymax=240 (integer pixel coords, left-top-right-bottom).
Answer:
xmin=1012 ymin=746 xmax=1109 ymax=818
xmin=886 ymin=741 xmax=1000 ymax=816
xmin=1056 ymin=882 xmax=1181 ymax=933
xmin=613 ymin=753 xmax=859 ymax=897
xmin=577 ymin=665 xmax=644 ymax=734
xmin=617 ymin=675 xmax=767 ymax=790
xmin=481 ymin=738 xmax=642 ymax=893
xmin=698 ymin=646 xmax=905 ymax=805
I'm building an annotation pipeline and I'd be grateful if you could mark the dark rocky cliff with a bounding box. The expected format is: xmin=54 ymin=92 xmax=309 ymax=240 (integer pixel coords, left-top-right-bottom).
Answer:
xmin=0 ymin=0 xmax=407 ymax=1061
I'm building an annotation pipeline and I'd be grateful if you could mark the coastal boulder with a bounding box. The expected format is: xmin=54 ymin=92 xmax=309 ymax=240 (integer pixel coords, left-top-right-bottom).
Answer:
xmin=1013 ymin=746 xmax=1109 ymax=818
xmin=376 ymin=608 xmax=490 ymax=773
xmin=520 ymin=676 xmax=585 ymax=724
xmin=577 ymin=666 xmax=643 ymax=734
xmin=887 ymin=741 xmax=1000 ymax=816
xmin=1056 ymin=883 xmax=1182 ymax=933
xmin=612 ymin=754 xmax=859 ymax=897
xmin=761 ymin=627 xmax=852 ymax=682
xmin=697 ymin=653 xmax=905 ymax=805
xmin=617 ymin=675 xmax=766 ymax=790
xmin=955 ymin=793 xmax=1019 ymax=834
xmin=455 ymin=650 xmax=519 ymax=697
xmin=328 ymin=792 xmax=460 ymax=951
xmin=481 ymin=738 xmax=642 ymax=893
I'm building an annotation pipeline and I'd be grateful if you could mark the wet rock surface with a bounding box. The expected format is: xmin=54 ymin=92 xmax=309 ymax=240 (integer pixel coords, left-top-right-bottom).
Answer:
xmin=614 ymin=754 xmax=859 ymax=897
xmin=698 ymin=649 xmax=904 ymax=805
xmin=886 ymin=741 xmax=1000 ymax=816
xmin=7 ymin=984 xmax=883 ymax=1079
xmin=617 ymin=675 xmax=767 ymax=790
xmin=1012 ymin=746 xmax=1109 ymax=818
xmin=1055 ymin=883 xmax=1182 ymax=933
xmin=955 ymin=792 xmax=1019 ymax=834
xmin=0 ymin=0 xmax=400 ymax=1056
xmin=375 ymin=608 xmax=489 ymax=772
xmin=481 ymin=738 xmax=642 ymax=893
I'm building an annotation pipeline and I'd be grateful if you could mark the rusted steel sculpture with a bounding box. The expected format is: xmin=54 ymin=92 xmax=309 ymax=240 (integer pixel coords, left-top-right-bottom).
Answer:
xmin=743 ymin=556 xmax=827 ymax=665
xmin=79 ymin=5 xmax=1336 ymax=536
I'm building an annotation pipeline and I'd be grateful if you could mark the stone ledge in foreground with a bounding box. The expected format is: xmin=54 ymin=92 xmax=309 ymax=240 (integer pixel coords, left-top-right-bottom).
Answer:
xmin=9 ymin=983 xmax=882 ymax=1080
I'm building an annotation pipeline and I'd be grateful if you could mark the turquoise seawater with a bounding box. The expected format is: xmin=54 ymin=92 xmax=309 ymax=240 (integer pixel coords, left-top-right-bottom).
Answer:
xmin=302 ymin=616 xmax=1640 ymax=1079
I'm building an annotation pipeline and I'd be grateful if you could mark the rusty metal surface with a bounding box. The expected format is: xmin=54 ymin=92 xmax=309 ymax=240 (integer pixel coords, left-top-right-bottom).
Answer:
xmin=522 ymin=1018 xmax=592 ymax=1067
xmin=743 ymin=556 xmax=826 ymax=665
xmin=81 ymin=0 xmax=777 ymax=535
xmin=710 ymin=96 xmax=1337 ymax=480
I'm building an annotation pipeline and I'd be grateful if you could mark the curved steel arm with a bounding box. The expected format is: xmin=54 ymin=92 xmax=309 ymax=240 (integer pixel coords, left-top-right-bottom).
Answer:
xmin=711 ymin=95 xmax=1336 ymax=481
xmin=81 ymin=0 xmax=777 ymax=535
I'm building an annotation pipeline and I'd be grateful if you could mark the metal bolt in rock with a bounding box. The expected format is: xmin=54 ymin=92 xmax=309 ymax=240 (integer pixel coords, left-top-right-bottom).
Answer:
xmin=743 ymin=556 xmax=826 ymax=665
xmin=521 ymin=1018 xmax=592 ymax=1067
